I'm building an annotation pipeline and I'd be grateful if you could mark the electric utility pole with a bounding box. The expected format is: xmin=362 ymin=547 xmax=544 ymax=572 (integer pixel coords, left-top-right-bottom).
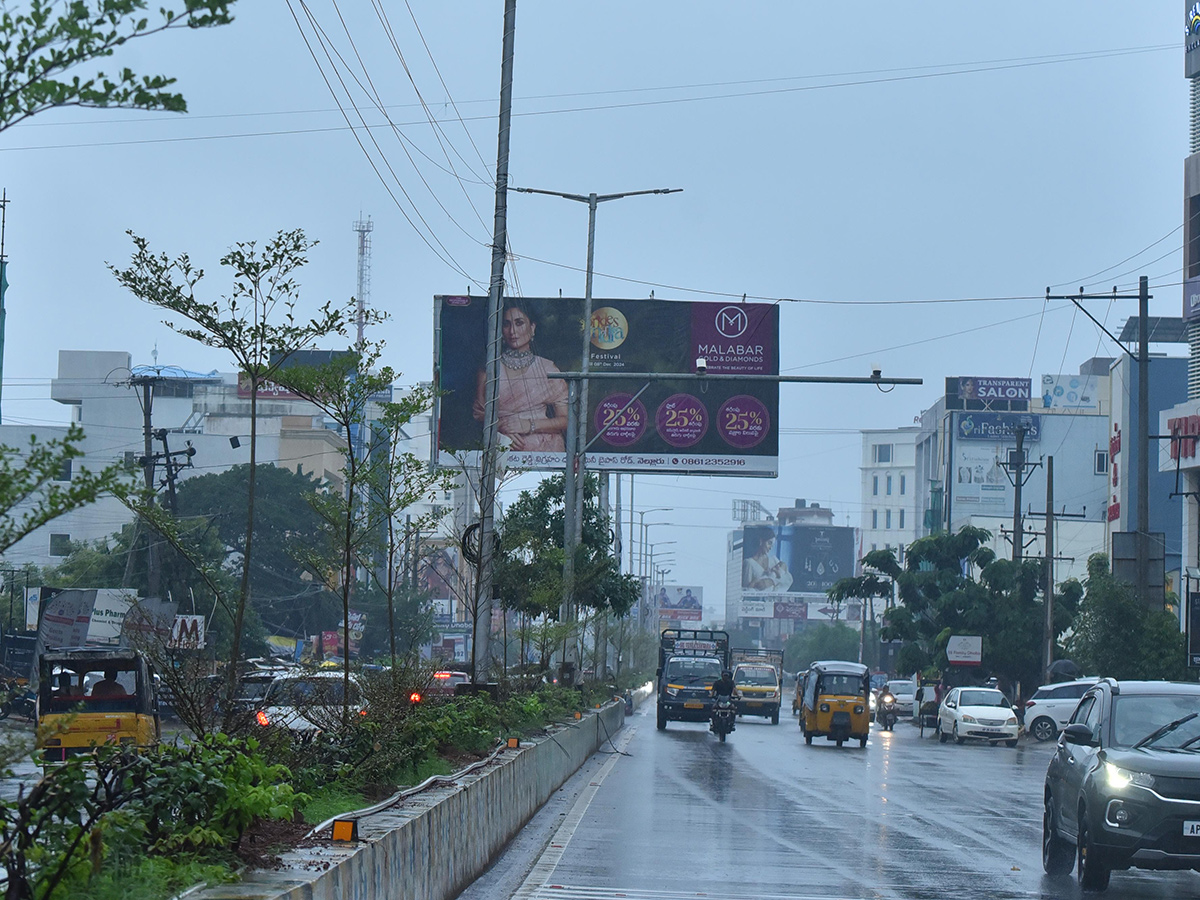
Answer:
xmin=473 ymin=0 xmax=517 ymax=681
xmin=1001 ymin=425 xmax=1040 ymax=562
xmin=1046 ymin=278 xmax=1153 ymax=605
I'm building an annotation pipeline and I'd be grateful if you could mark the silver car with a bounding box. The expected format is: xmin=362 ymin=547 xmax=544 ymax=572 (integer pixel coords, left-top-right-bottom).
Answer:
xmin=884 ymin=679 xmax=916 ymax=717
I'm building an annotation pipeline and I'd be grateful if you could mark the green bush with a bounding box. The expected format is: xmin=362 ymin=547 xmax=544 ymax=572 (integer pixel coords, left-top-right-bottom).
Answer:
xmin=124 ymin=733 xmax=303 ymax=854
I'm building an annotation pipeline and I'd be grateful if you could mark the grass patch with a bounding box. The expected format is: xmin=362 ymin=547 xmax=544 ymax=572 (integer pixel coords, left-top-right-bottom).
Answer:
xmin=299 ymin=784 xmax=369 ymax=825
xmin=56 ymin=855 xmax=236 ymax=900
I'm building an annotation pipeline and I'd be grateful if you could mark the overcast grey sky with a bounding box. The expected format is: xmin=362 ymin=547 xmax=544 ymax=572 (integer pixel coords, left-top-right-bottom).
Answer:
xmin=2 ymin=2 xmax=1188 ymax=611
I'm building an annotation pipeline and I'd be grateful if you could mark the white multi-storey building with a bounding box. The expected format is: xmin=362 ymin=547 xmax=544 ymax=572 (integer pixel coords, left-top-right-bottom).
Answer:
xmin=859 ymin=427 xmax=920 ymax=563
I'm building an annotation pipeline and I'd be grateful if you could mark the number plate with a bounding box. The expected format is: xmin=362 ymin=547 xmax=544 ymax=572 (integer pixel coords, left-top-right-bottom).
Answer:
xmin=1184 ymin=821 xmax=1200 ymax=837
xmin=982 ymin=728 xmax=1004 ymax=734
xmin=746 ymin=701 xmax=762 ymax=707
xmin=683 ymin=701 xmax=704 ymax=709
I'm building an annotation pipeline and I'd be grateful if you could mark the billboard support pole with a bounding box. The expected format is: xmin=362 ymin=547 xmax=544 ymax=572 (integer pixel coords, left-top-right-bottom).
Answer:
xmin=474 ymin=0 xmax=517 ymax=682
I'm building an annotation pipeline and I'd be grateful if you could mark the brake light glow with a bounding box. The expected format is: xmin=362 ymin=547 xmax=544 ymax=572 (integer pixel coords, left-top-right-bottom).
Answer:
xmin=409 ymin=692 xmax=422 ymax=704
xmin=255 ymin=710 xmax=270 ymax=727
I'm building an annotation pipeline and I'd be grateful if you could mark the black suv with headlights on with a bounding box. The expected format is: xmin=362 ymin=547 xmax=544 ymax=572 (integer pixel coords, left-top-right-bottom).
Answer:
xmin=1043 ymin=678 xmax=1200 ymax=891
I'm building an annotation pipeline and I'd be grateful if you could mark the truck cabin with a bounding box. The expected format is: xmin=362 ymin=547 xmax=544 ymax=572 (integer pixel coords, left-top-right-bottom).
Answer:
xmin=662 ymin=655 xmax=723 ymax=686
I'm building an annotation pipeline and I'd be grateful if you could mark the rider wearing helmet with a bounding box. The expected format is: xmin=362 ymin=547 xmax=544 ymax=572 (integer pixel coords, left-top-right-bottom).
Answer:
xmin=712 ymin=669 xmax=735 ymax=699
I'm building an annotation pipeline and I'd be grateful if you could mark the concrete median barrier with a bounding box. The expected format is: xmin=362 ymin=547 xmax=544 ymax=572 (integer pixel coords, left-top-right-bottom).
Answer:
xmin=187 ymin=700 xmax=626 ymax=900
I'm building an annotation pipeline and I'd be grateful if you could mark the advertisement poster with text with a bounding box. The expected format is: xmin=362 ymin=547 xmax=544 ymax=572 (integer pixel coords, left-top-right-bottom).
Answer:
xmin=435 ymin=296 xmax=779 ymax=475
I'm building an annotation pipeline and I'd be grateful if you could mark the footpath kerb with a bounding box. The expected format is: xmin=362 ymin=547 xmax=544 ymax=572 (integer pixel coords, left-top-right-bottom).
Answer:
xmin=188 ymin=698 xmax=629 ymax=900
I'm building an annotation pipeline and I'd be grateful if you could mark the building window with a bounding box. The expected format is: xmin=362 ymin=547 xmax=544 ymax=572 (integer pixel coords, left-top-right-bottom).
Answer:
xmin=872 ymin=475 xmax=878 ymax=496
xmin=886 ymin=475 xmax=893 ymax=495
xmin=900 ymin=474 xmax=906 ymax=495
xmin=885 ymin=509 xmax=892 ymax=529
xmin=899 ymin=509 xmax=905 ymax=529
xmin=55 ymin=459 xmax=72 ymax=482
xmin=1095 ymin=450 xmax=1109 ymax=475
xmin=898 ymin=543 xmax=905 ymax=562
xmin=871 ymin=543 xmax=877 ymax=552
xmin=873 ymin=443 xmax=893 ymax=464
xmin=49 ymin=534 xmax=72 ymax=557
xmin=872 ymin=509 xmax=878 ymax=529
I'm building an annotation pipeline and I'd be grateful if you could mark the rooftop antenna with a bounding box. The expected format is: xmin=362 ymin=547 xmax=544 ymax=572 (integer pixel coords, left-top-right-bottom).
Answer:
xmin=151 ymin=343 xmax=159 ymax=367
xmin=352 ymin=215 xmax=374 ymax=348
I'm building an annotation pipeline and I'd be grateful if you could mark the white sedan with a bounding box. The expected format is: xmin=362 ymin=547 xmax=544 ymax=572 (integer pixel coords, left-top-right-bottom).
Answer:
xmin=935 ymin=686 xmax=1019 ymax=747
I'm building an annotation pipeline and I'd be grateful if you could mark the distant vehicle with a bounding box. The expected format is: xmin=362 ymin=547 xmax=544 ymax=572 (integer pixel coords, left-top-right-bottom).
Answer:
xmin=1024 ymin=678 xmax=1099 ymax=742
xmin=936 ymin=686 xmax=1019 ymax=747
xmin=36 ymin=647 xmax=161 ymax=762
xmin=254 ymin=671 xmax=364 ymax=734
xmin=1043 ymin=679 xmax=1200 ymax=891
xmin=731 ymin=648 xmax=783 ymax=725
xmin=426 ymin=670 xmax=471 ymax=698
xmin=884 ymin=679 xmax=916 ymax=718
xmin=656 ymin=629 xmax=730 ymax=730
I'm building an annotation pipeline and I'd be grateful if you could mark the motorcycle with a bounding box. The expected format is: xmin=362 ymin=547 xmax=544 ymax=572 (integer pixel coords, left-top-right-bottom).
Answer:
xmin=710 ymin=695 xmax=737 ymax=742
xmin=877 ymin=691 xmax=897 ymax=731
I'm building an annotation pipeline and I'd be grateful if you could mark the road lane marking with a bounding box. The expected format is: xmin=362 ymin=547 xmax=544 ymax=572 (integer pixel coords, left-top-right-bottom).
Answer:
xmin=512 ymin=725 xmax=637 ymax=900
xmin=515 ymin=886 xmax=1049 ymax=900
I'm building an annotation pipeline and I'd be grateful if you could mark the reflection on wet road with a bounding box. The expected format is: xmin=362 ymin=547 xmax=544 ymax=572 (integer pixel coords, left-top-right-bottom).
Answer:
xmin=505 ymin=704 xmax=1200 ymax=900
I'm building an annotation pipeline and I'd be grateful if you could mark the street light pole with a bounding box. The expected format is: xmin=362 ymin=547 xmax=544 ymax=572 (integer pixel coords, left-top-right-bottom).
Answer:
xmin=512 ymin=186 xmax=681 ymax=678
xmin=634 ymin=509 xmax=673 ymax=579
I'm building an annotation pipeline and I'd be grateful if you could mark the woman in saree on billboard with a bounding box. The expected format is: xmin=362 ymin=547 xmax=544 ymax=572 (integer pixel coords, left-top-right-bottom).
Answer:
xmin=473 ymin=301 xmax=569 ymax=451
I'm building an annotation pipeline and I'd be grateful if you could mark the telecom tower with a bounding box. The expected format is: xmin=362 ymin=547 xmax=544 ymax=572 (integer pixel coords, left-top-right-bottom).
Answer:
xmin=353 ymin=216 xmax=374 ymax=346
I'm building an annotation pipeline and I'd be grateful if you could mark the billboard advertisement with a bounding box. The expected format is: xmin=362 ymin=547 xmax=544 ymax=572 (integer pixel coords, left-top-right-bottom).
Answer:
xmin=1039 ymin=374 xmax=1099 ymax=411
xmin=652 ymin=584 xmax=703 ymax=622
xmin=434 ymin=296 xmax=779 ymax=475
xmin=738 ymin=523 xmax=855 ymax=606
xmin=957 ymin=377 xmax=1031 ymax=402
xmin=956 ymin=412 xmax=1041 ymax=442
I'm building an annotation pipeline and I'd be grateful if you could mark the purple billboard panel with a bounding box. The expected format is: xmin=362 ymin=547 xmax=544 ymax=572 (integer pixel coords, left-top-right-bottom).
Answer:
xmin=434 ymin=296 xmax=779 ymax=476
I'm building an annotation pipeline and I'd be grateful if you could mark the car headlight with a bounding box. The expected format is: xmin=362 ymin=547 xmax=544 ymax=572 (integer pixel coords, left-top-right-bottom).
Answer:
xmin=767 ymin=690 xmax=779 ymax=699
xmin=665 ymin=687 xmax=679 ymax=697
xmin=1006 ymin=716 xmax=1017 ymax=726
xmin=1105 ymin=763 xmax=1155 ymax=790
xmin=962 ymin=715 xmax=977 ymax=724
xmin=819 ymin=703 xmax=830 ymax=713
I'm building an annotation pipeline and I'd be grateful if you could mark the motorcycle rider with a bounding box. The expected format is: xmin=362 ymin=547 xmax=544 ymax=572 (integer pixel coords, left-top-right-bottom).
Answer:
xmin=712 ymin=669 xmax=735 ymax=700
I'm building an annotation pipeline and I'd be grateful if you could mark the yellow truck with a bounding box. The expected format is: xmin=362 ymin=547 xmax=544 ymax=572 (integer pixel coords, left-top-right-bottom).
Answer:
xmin=732 ymin=648 xmax=783 ymax=725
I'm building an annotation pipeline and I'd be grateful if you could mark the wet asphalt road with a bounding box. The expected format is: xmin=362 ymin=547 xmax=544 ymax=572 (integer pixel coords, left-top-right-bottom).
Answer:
xmin=459 ymin=703 xmax=1200 ymax=900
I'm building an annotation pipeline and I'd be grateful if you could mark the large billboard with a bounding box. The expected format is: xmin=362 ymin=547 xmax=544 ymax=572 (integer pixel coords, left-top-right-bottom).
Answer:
xmin=738 ymin=523 xmax=855 ymax=604
xmin=652 ymin=584 xmax=703 ymax=622
xmin=434 ymin=296 xmax=779 ymax=475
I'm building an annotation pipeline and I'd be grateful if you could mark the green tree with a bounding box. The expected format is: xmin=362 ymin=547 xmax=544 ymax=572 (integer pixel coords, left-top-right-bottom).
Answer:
xmin=0 ymin=0 xmax=236 ymax=133
xmin=1066 ymin=553 xmax=1192 ymax=681
xmin=275 ymin=346 xmax=445 ymax=712
xmin=174 ymin=463 xmax=328 ymax=624
xmin=111 ymin=229 xmax=353 ymax=700
xmin=783 ymin=622 xmax=861 ymax=673
xmin=832 ymin=527 xmax=1080 ymax=693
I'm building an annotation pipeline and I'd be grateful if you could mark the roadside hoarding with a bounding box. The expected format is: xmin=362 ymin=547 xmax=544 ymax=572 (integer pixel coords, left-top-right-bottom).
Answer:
xmin=739 ymin=523 xmax=855 ymax=599
xmin=1039 ymin=375 xmax=1099 ymax=411
xmin=434 ymin=296 xmax=779 ymax=476
xmin=956 ymin=377 xmax=1031 ymax=402
xmin=653 ymin=584 xmax=703 ymax=622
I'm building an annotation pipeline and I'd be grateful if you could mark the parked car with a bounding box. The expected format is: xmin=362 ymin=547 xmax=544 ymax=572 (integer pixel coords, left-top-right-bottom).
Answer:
xmin=426 ymin=670 xmax=471 ymax=699
xmin=1024 ymin=677 xmax=1100 ymax=742
xmin=254 ymin=671 xmax=364 ymax=734
xmin=884 ymin=679 xmax=916 ymax=718
xmin=1042 ymin=679 xmax=1200 ymax=891
xmin=936 ymin=686 xmax=1019 ymax=746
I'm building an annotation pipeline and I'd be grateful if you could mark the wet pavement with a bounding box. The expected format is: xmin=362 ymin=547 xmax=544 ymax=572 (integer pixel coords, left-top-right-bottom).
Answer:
xmin=459 ymin=703 xmax=1200 ymax=900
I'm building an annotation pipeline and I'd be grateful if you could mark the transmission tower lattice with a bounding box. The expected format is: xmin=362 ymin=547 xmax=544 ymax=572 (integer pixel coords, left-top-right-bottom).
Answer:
xmin=353 ymin=217 xmax=374 ymax=346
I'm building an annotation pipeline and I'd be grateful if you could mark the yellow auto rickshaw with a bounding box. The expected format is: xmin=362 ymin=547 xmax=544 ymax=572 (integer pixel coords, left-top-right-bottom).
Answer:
xmin=799 ymin=659 xmax=871 ymax=748
xmin=36 ymin=648 xmax=161 ymax=763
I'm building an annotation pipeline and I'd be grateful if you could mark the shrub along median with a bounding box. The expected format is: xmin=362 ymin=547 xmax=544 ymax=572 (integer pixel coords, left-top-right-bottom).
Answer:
xmin=8 ymin=671 xmax=644 ymax=900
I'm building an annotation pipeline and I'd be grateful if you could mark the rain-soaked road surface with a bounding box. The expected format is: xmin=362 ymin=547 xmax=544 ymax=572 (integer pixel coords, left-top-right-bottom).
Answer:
xmin=457 ymin=701 xmax=1200 ymax=900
